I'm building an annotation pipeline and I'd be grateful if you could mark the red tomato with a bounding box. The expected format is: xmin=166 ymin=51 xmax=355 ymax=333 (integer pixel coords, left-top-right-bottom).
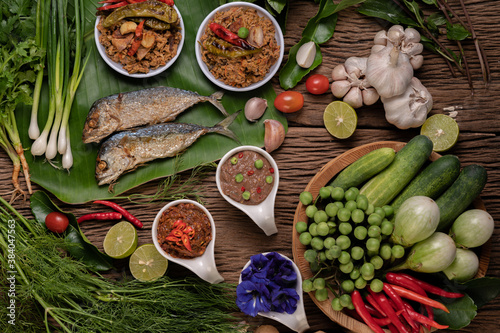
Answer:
xmin=306 ymin=74 xmax=330 ymax=95
xmin=274 ymin=91 xmax=304 ymax=113
xmin=45 ymin=211 xmax=69 ymax=233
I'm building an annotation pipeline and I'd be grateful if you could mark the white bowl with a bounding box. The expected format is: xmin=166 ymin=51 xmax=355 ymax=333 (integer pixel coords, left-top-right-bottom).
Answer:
xmin=95 ymin=5 xmax=185 ymax=78
xmin=239 ymin=252 xmax=310 ymax=333
xmin=151 ymin=199 xmax=224 ymax=284
xmin=216 ymin=145 xmax=279 ymax=236
xmin=195 ymin=2 xmax=284 ymax=92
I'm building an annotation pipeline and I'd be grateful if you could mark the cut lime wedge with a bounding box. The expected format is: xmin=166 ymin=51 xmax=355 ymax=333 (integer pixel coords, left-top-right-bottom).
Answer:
xmin=421 ymin=114 xmax=459 ymax=152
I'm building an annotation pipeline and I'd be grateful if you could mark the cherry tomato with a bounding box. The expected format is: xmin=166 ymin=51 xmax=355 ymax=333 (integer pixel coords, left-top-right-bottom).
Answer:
xmin=306 ymin=74 xmax=330 ymax=95
xmin=45 ymin=211 xmax=69 ymax=233
xmin=274 ymin=91 xmax=304 ymax=113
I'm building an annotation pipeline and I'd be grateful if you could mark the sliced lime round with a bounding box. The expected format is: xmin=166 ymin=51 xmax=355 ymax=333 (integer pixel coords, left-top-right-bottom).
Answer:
xmin=129 ymin=244 xmax=168 ymax=282
xmin=323 ymin=101 xmax=358 ymax=139
xmin=421 ymin=114 xmax=459 ymax=152
xmin=103 ymin=221 xmax=138 ymax=259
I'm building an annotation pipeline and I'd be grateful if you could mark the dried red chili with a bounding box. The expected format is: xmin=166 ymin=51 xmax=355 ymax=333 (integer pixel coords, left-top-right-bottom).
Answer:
xmin=209 ymin=22 xmax=255 ymax=50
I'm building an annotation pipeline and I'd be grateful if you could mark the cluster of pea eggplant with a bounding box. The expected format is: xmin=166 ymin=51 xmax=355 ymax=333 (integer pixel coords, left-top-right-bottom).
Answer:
xmin=330 ymin=25 xmax=433 ymax=130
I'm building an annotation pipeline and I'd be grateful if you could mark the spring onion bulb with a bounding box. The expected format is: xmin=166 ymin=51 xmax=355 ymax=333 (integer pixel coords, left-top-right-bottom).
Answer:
xmin=62 ymin=131 xmax=73 ymax=170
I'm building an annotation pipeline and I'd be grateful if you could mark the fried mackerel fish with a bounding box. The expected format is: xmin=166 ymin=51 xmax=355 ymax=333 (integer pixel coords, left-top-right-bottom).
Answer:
xmin=82 ymin=87 xmax=228 ymax=144
xmin=96 ymin=111 xmax=240 ymax=188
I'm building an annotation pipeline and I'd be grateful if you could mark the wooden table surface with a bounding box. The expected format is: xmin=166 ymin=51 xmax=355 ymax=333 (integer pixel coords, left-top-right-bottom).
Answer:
xmin=2 ymin=1 xmax=499 ymax=332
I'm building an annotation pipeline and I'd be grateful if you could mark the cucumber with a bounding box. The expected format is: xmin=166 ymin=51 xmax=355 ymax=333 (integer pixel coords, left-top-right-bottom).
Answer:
xmin=329 ymin=147 xmax=396 ymax=191
xmin=359 ymin=135 xmax=433 ymax=207
xmin=436 ymin=164 xmax=487 ymax=231
xmin=390 ymin=154 xmax=461 ymax=213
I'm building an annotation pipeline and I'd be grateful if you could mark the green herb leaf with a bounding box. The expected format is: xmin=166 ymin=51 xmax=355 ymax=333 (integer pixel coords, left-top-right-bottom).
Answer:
xmin=30 ymin=191 xmax=113 ymax=271
xmin=433 ymin=294 xmax=477 ymax=329
xmin=446 ymin=22 xmax=471 ymax=41
xmin=357 ymin=0 xmax=417 ymax=26
xmin=266 ymin=0 xmax=287 ymax=15
xmin=462 ymin=277 xmax=500 ymax=308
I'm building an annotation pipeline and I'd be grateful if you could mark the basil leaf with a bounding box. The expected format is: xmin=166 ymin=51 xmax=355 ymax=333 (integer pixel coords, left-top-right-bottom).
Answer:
xmin=433 ymin=294 xmax=477 ymax=329
xmin=446 ymin=22 xmax=471 ymax=41
xmin=30 ymin=191 xmax=113 ymax=271
xmin=463 ymin=277 xmax=500 ymax=308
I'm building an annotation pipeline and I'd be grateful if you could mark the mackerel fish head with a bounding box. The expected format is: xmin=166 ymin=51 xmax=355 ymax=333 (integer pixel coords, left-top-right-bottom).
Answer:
xmin=82 ymin=97 xmax=121 ymax=144
xmin=95 ymin=145 xmax=135 ymax=188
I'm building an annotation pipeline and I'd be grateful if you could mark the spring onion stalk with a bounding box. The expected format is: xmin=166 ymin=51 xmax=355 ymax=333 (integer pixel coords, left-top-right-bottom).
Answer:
xmin=29 ymin=0 xmax=50 ymax=140
xmin=62 ymin=130 xmax=73 ymax=170
xmin=58 ymin=0 xmax=90 ymax=158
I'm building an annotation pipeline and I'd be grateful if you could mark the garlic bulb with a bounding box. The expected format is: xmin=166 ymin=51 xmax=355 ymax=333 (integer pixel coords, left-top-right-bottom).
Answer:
xmin=330 ymin=57 xmax=379 ymax=108
xmin=372 ymin=25 xmax=424 ymax=70
xmin=381 ymin=77 xmax=433 ymax=129
xmin=365 ymin=43 xmax=413 ymax=99
xmin=296 ymin=41 xmax=316 ymax=68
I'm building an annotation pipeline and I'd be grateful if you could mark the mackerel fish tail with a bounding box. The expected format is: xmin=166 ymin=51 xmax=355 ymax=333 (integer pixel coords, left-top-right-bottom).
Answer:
xmin=208 ymin=91 xmax=228 ymax=116
xmin=209 ymin=111 xmax=241 ymax=143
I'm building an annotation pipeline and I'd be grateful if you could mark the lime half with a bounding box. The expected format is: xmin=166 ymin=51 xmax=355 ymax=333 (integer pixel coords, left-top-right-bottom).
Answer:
xmin=421 ymin=114 xmax=459 ymax=152
xmin=323 ymin=101 xmax=358 ymax=139
xmin=129 ymin=244 xmax=168 ymax=282
xmin=103 ymin=221 xmax=138 ymax=259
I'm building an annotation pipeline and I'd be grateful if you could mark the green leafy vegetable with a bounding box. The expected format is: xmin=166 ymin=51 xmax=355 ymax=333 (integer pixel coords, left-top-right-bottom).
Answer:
xmin=432 ymin=294 xmax=477 ymax=329
xmin=30 ymin=190 xmax=113 ymax=271
xmin=463 ymin=277 xmax=500 ymax=308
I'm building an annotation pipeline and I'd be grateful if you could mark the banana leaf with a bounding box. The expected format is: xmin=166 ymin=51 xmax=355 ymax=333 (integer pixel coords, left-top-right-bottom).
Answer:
xmin=15 ymin=0 xmax=287 ymax=204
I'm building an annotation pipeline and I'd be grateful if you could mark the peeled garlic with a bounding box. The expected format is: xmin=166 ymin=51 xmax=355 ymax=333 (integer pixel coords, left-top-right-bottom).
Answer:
xmin=264 ymin=119 xmax=285 ymax=153
xmin=244 ymin=97 xmax=268 ymax=122
xmin=248 ymin=26 xmax=264 ymax=48
xmin=296 ymin=41 xmax=316 ymax=68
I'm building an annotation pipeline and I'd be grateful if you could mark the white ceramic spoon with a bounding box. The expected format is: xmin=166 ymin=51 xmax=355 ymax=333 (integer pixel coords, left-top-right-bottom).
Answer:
xmin=239 ymin=252 xmax=310 ymax=333
xmin=152 ymin=199 xmax=224 ymax=284
xmin=216 ymin=145 xmax=279 ymax=236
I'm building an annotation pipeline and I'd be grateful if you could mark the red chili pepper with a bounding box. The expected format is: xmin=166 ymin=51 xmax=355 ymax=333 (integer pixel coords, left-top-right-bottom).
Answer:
xmin=77 ymin=212 xmax=122 ymax=223
xmin=351 ymin=290 xmax=385 ymax=333
xmin=269 ymin=168 xmax=274 ymax=174
xmin=241 ymin=186 xmax=245 ymax=192
xmin=98 ymin=0 xmax=125 ymax=4
xmin=93 ymin=200 xmax=143 ymax=228
xmin=368 ymin=288 xmax=410 ymax=333
xmin=181 ymin=234 xmax=192 ymax=252
xmin=238 ymin=152 xmax=244 ymax=158
xmin=404 ymin=303 xmax=449 ymax=330
xmin=386 ymin=272 xmax=434 ymax=328
xmin=157 ymin=0 xmax=174 ymax=5
xmin=172 ymin=219 xmax=184 ymax=229
xmin=209 ymin=22 xmax=255 ymax=50
xmin=383 ymin=283 xmax=419 ymax=332
xmin=395 ymin=272 xmax=465 ymax=298
xmin=127 ymin=19 xmax=145 ymax=56
xmin=183 ymin=226 xmax=195 ymax=238
xmin=169 ymin=229 xmax=183 ymax=238
xmin=389 ymin=284 xmax=450 ymax=313
xmin=256 ymin=187 xmax=262 ymax=194
xmin=247 ymin=170 xmax=254 ymax=176
xmin=165 ymin=235 xmax=179 ymax=242
xmin=97 ymin=1 xmax=128 ymax=11
xmin=365 ymin=293 xmax=386 ymax=317
xmin=387 ymin=324 xmax=399 ymax=333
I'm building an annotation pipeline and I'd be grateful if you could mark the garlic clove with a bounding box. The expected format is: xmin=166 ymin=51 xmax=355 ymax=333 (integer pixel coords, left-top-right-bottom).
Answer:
xmin=296 ymin=41 xmax=316 ymax=69
xmin=244 ymin=97 xmax=268 ymax=122
xmin=331 ymin=64 xmax=348 ymax=81
xmin=344 ymin=57 xmax=368 ymax=77
xmin=373 ymin=30 xmax=388 ymax=46
xmin=403 ymin=42 xmax=424 ymax=57
xmin=331 ymin=80 xmax=352 ymax=98
xmin=404 ymin=27 xmax=421 ymax=43
xmin=410 ymin=54 xmax=424 ymax=70
xmin=264 ymin=119 xmax=285 ymax=153
xmin=387 ymin=25 xmax=405 ymax=46
xmin=248 ymin=26 xmax=264 ymax=48
xmin=343 ymin=87 xmax=363 ymax=109
xmin=371 ymin=44 xmax=385 ymax=54
xmin=361 ymin=87 xmax=380 ymax=106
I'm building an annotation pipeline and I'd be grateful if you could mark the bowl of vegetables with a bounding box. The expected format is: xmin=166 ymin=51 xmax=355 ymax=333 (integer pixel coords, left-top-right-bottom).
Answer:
xmin=195 ymin=2 xmax=284 ymax=92
xmin=292 ymin=138 xmax=492 ymax=332
xmin=95 ymin=1 xmax=185 ymax=78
